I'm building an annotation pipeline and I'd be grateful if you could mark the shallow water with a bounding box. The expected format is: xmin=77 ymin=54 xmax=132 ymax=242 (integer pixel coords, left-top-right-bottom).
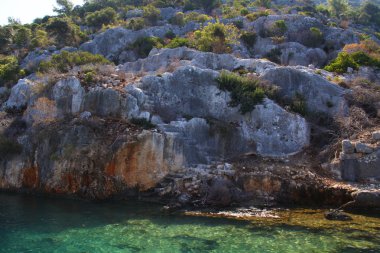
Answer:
xmin=0 ymin=193 xmax=379 ymax=253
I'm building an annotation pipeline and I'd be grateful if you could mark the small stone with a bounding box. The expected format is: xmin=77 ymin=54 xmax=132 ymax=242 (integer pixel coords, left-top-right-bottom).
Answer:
xmin=372 ymin=131 xmax=380 ymax=141
xmin=342 ymin=140 xmax=354 ymax=154
xmin=355 ymin=142 xmax=374 ymax=154
xmin=347 ymin=67 xmax=354 ymax=73
xmin=80 ymin=111 xmax=92 ymax=120
xmin=324 ymin=210 xmax=352 ymax=221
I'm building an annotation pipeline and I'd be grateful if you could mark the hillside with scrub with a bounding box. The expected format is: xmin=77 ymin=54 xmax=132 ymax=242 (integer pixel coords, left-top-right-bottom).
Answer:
xmin=0 ymin=0 xmax=379 ymax=211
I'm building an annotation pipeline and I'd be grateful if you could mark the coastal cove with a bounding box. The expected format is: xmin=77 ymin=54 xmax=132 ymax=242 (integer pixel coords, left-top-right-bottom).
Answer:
xmin=1 ymin=193 xmax=380 ymax=253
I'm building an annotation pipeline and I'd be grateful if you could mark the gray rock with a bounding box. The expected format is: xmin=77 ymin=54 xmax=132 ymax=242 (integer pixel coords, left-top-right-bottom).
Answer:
xmin=4 ymin=79 xmax=36 ymax=111
xmin=80 ymin=111 xmax=92 ymax=120
xmin=80 ymin=23 xmax=200 ymax=63
xmin=21 ymin=49 xmax=51 ymax=71
xmin=83 ymin=88 xmax=122 ymax=117
xmin=262 ymin=66 xmax=348 ymax=116
xmin=352 ymin=190 xmax=380 ymax=208
xmin=342 ymin=140 xmax=355 ymax=154
xmin=341 ymin=149 xmax=380 ymax=182
xmin=52 ymin=77 xmax=85 ymax=115
xmin=355 ymin=142 xmax=374 ymax=154
xmin=372 ymin=131 xmax=380 ymax=141
xmin=141 ymin=66 xmax=309 ymax=157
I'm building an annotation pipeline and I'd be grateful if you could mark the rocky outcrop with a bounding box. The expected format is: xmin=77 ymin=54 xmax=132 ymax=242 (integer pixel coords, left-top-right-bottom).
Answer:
xmin=3 ymin=79 xmax=36 ymax=112
xmin=262 ymin=66 xmax=348 ymax=115
xmin=80 ymin=23 xmax=199 ymax=63
xmin=339 ymin=136 xmax=380 ymax=182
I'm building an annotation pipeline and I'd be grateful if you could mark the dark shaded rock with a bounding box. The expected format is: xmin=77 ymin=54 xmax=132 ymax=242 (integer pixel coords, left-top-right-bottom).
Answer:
xmin=324 ymin=210 xmax=353 ymax=221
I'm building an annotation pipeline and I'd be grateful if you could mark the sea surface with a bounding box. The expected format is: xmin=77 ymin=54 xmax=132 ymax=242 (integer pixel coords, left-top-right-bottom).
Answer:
xmin=0 ymin=192 xmax=379 ymax=253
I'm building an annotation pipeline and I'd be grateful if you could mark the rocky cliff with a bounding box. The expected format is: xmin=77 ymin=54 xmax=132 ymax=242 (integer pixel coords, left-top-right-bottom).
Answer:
xmin=0 ymin=6 xmax=379 ymax=210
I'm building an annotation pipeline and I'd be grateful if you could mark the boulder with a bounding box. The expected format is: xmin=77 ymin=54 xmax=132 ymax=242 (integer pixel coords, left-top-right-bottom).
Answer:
xmin=341 ymin=149 xmax=380 ymax=182
xmin=140 ymin=66 xmax=309 ymax=157
xmin=262 ymin=66 xmax=348 ymax=116
xmin=342 ymin=140 xmax=355 ymax=154
xmin=80 ymin=23 xmax=199 ymax=63
xmin=4 ymin=79 xmax=36 ymax=111
xmin=352 ymin=190 xmax=380 ymax=208
xmin=355 ymin=142 xmax=374 ymax=154
xmin=52 ymin=77 xmax=85 ymax=115
xmin=372 ymin=131 xmax=380 ymax=141
xmin=83 ymin=88 xmax=122 ymax=117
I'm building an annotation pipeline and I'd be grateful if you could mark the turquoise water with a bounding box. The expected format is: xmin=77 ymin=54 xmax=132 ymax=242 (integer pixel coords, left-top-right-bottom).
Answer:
xmin=1 ymin=193 xmax=380 ymax=253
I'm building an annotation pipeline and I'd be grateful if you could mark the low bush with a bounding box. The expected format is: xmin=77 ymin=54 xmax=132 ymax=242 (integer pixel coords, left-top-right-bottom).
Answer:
xmin=126 ymin=18 xmax=145 ymax=31
xmin=165 ymin=37 xmax=189 ymax=48
xmin=216 ymin=70 xmax=274 ymax=114
xmin=241 ymin=31 xmax=257 ymax=48
xmin=0 ymin=55 xmax=19 ymax=86
xmin=130 ymin=37 xmax=164 ymax=58
xmin=183 ymin=12 xmax=212 ymax=23
xmin=85 ymin=7 xmax=117 ymax=28
xmin=38 ymin=51 xmax=111 ymax=73
xmin=324 ymin=51 xmax=380 ymax=74
xmin=143 ymin=5 xmax=161 ymax=26
xmin=130 ymin=118 xmax=155 ymax=129
xmin=191 ymin=22 xmax=240 ymax=53
xmin=265 ymin=48 xmax=282 ymax=64
xmin=246 ymin=10 xmax=270 ymax=22
xmin=169 ymin=12 xmax=185 ymax=26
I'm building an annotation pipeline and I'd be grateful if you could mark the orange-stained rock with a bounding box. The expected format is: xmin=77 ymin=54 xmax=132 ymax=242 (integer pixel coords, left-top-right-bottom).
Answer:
xmin=61 ymin=173 xmax=80 ymax=193
xmin=22 ymin=167 xmax=39 ymax=188
xmin=105 ymin=161 xmax=116 ymax=177
xmin=243 ymin=175 xmax=282 ymax=196
xmin=105 ymin=131 xmax=184 ymax=191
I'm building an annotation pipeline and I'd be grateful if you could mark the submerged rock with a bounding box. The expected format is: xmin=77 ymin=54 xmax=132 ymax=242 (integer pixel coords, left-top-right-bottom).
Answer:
xmin=324 ymin=210 xmax=353 ymax=221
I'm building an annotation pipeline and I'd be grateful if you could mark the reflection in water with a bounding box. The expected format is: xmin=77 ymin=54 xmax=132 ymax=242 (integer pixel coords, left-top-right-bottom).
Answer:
xmin=0 ymin=193 xmax=379 ymax=253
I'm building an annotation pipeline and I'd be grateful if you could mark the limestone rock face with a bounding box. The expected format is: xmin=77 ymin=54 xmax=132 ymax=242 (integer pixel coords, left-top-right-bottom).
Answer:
xmin=4 ymin=79 xmax=36 ymax=111
xmin=80 ymin=23 xmax=199 ymax=63
xmin=262 ymin=67 xmax=348 ymax=116
xmin=140 ymin=66 xmax=309 ymax=157
xmin=53 ymin=77 xmax=85 ymax=115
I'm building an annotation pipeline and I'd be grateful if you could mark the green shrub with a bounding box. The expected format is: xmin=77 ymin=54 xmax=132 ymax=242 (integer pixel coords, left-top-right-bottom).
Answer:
xmin=0 ymin=55 xmax=19 ymax=86
xmin=255 ymin=0 xmax=272 ymax=8
xmin=324 ymin=51 xmax=380 ymax=74
xmin=85 ymin=7 xmax=117 ymax=28
xmin=265 ymin=48 xmax=282 ymax=64
xmin=246 ymin=10 xmax=270 ymax=21
xmin=233 ymin=20 xmax=244 ymax=29
xmin=169 ymin=12 xmax=185 ymax=26
xmin=184 ymin=12 xmax=212 ymax=23
xmin=126 ymin=17 xmax=145 ymax=31
xmin=290 ymin=92 xmax=308 ymax=116
xmin=164 ymin=30 xmax=176 ymax=39
xmin=130 ymin=37 xmax=164 ymax=58
xmin=165 ymin=37 xmax=189 ymax=48
xmin=191 ymin=22 xmax=240 ymax=53
xmin=0 ymin=135 xmax=22 ymax=159
xmin=130 ymin=118 xmax=155 ymax=129
xmin=269 ymin=20 xmax=287 ymax=36
xmin=307 ymin=27 xmax=324 ymax=47
xmin=45 ymin=17 xmax=85 ymax=47
xmin=241 ymin=31 xmax=257 ymax=48
xmin=184 ymin=0 xmax=220 ymax=14
xmin=143 ymin=5 xmax=161 ymax=25
xmin=241 ymin=8 xmax=249 ymax=15
xmin=31 ymin=29 xmax=51 ymax=49
xmin=216 ymin=71 xmax=267 ymax=114
xmin=14 ymin=27 xmax=32 ymax=48
xmin=38 ymin=51 xmax=111 ymax=73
